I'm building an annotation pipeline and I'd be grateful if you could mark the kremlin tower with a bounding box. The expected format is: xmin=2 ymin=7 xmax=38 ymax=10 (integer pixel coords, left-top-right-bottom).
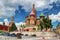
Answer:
xmin=8 ymin=16 xmax=14 ymax=32
xmin=9 ymin=16 xmax=14 ymax=27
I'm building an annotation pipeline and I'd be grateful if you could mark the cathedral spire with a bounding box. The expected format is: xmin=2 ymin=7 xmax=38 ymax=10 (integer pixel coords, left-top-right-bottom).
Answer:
xmin=30 ymin=4 xmax=36 ymax=16
xmin=32 ymin=4 xmax=35 ymax=12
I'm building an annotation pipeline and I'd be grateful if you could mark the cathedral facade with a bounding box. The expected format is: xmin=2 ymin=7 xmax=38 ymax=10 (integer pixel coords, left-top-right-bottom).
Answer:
xmin=23 ymin=4 xmax=50 ymax=31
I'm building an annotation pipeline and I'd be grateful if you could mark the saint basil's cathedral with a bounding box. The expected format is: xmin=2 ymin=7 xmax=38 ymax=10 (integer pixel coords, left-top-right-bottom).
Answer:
xmin=21 ymin=4 xmax=52 ymax=32
xmin=0 ymin=4 xmax=52 ymax=32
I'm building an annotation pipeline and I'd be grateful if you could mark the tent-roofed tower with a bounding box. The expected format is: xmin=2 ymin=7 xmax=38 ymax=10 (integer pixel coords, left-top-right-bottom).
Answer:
xmin=30 ymin=4 xmax=36 ymax=25
xmin=8 ymin=16 xmax=14 ymax=32
xmin=11 ymin=16 xmax=14 ymax=22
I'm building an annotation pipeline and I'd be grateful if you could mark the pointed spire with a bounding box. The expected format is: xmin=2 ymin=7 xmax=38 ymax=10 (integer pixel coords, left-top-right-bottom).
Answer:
xmin=32 ymin=4 xmax=35 ymax=12
xmin=30 ymin=4 xmax=36 ymax=16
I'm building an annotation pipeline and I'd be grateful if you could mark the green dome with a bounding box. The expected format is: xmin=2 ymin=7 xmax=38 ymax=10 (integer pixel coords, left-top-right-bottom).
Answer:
xmin=40 ymin=13 xmax=44 ymax=16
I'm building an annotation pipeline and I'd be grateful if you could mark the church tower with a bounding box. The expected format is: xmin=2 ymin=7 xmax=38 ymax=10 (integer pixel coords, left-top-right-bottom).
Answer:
xmin=11 ymin=16 xmax=14 ymax=22
xmin=30 ymin=4 xmax=36 ymax=25
xmin=9 ymin=16 xmax=14 ymax=27
xmin=8 ymin=16 xmax=14 ymax=32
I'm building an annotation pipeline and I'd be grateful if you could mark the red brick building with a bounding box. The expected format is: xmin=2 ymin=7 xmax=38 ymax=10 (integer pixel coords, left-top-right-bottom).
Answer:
xmin=0 ymin=25 xmax=8 ymax=31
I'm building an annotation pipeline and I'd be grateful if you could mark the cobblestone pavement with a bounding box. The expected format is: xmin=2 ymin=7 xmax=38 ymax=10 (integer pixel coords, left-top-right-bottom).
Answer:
xmin=0 ymin=35 xmax=60 ymax=40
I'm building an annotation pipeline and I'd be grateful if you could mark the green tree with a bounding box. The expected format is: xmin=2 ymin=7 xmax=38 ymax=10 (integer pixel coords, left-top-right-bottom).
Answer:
xmin=10 ymin=23 xmax=17 ymax=31
xmin=40 ymin=18 xmax=52 ymax=31
xmin=43 ymin=18 xmax=52 ymax=30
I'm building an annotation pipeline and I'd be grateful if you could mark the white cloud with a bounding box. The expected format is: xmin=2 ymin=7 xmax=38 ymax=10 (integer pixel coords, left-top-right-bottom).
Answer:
xmin=0 ymin=0 xmax=59 ymax=18
xmin=4 ymin=19 xmax=9 ymax=26
xmin=18 ymin=0 xmax=58 ymax=12
xmin=0 ymin=0 xmax=18 ymax=18
xmin=0 ymin=18 xmax=9 ymax=26
xmin=15 ymin=22 xmax=24 ymax=27
xmin=49 ymin=12 xmax=60 ymax=22
xmin=4 ymin=19 xmax=24 ymax=27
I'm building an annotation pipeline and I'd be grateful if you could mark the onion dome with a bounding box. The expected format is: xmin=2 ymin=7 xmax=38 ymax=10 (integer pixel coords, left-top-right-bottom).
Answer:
xmin=40 ymin=13 xmax=44 ymax=17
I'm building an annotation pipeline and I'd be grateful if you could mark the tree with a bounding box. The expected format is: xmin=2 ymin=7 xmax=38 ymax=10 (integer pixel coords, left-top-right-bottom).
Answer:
xmin=10 ymin=23 xmax=17 ymax=31
xmin=43 ymin=18 xmax=52 ymax=30
xmin=40 ymin=18 xmax=52 ymax=31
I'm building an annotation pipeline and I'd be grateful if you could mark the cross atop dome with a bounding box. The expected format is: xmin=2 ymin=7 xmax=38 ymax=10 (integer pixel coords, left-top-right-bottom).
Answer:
xmin=32 ymin=4 xmax=35 ymax=12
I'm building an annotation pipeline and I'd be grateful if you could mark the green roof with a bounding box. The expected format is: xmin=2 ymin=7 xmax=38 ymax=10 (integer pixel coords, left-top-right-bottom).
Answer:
xmin=40 ymin=13 xmax=44 ymax=16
